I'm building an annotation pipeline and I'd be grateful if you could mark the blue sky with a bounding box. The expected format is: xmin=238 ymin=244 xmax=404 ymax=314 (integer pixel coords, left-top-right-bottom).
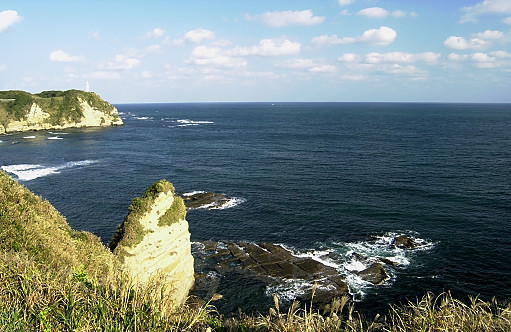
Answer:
xmin=1 ymin=0 xmax=511 ymax=103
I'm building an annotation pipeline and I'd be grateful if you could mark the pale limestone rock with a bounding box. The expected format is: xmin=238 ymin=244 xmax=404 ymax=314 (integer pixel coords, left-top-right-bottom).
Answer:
xmin=2 ymin=99 xmax=123 ymax=133
xmin=115 ymin=191 xmax=195 ymax=306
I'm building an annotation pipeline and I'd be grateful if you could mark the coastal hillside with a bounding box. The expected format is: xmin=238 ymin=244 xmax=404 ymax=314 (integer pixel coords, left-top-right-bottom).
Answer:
xmin=0 ymin=89 xmax=123 ymax=134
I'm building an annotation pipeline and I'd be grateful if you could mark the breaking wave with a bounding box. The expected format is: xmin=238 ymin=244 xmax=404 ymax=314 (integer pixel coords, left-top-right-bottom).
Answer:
xmin=1 ymin=160 xmax=98 ymax=181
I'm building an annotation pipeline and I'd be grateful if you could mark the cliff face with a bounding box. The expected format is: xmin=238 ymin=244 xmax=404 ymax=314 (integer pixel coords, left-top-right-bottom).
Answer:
xmin=0 ymin=90 xmax=123 ymax=134
xmin=110 ymin=180 xmax=195 ymax=306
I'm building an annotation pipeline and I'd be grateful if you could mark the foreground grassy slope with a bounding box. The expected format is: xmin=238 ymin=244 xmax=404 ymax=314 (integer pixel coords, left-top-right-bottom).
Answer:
xmin=0 ymin=89 xmax=120 ymax=127
xmin=0 ymin=170 xmax=509 ymax=331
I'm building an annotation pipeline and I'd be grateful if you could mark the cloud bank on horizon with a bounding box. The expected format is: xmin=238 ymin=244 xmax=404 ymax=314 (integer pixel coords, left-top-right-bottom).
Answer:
xmin=1 ymin=0 xmax=510 ymax=102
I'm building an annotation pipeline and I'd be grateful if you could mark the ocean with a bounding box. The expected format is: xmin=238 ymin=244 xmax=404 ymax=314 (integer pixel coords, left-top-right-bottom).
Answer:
xmin=1 ymin=102 xmax=510 ymax=315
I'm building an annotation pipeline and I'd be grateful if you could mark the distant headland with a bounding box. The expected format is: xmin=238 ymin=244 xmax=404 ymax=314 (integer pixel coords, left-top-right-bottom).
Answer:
xmin=0 ymin=89 xmax=123 ymax=134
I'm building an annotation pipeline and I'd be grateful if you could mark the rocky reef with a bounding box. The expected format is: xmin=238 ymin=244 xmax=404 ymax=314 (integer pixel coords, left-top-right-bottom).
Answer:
xmin=0 ymin=90 xmax=123 ymax=134
xmin=110 ymin=180 xmax=195 ymax=306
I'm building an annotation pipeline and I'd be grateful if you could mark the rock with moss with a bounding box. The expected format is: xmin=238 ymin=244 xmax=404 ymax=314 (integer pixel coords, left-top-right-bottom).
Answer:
xmin=110 ymin=179 xmax=194 ymax=306
xmin=0 ymin=89 xmax=122 ymax=133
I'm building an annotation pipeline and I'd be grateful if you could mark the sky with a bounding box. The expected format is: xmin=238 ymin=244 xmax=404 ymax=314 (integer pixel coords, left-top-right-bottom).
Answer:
xmin=1 ymin=0 xmax=511 ymax=103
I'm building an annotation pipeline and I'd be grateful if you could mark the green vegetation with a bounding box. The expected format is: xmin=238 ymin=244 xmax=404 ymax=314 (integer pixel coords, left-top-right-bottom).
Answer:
xmin=0 ymin=89 xmax=120 ymax=127
xmin=109 ymin=179 xmax=178 ymax=253
xmin=158 ymin=196 xmax=186 ymax=226
xmin=1 ymin=170 xmax=510 ymax=331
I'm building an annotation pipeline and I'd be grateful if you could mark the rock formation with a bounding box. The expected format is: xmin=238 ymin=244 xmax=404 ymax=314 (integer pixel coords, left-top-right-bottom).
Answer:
xmin=0 ymin=90 xmax=122 ymax=134
xmin=110 ymin=180 xmax=194 ymax=306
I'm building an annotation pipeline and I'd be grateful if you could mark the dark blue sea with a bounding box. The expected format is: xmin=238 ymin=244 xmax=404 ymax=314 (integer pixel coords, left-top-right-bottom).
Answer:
xmin=1 ymin=103 xmax=510 ymax=315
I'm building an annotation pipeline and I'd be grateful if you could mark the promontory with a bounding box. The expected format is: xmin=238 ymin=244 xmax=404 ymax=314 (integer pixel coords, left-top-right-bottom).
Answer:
xmin=0 ymin=89 xmax=123 ymax=134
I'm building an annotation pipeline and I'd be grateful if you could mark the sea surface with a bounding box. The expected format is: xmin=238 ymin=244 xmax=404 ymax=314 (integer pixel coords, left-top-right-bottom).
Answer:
xmin=1 ymin=102 xmax=510 ymax=315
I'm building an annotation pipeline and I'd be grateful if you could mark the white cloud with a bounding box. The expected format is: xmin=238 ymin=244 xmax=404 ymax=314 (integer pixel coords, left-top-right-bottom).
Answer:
xmin=0 ymin=10 xmax=22 ymax=33
xmin=100 ymin=55 xmax=140 ymax=70
xmin=491 ymin=50 xmax=511 ymax=58
xmin=338 ymin=0 xmax=355 ymax=6
xmin=357 ymin=7 xmax=389 ymax=18
xmin=460 ymin=0 xmax=511 ymax=23
xmin=448 ymin=53 xmax=469 ymax=61
xmin=311 ymin=34 xmax=356 ymax=46
xmin=444 ymin=36 xmax=489 ymax=50
xmin=277 ymin=58 xmax=337 ymax=73
xmin=278 ymin=58 xmax=315 ymax=69
xmin=473 ymin=30 xmax=504 ymax=40
xmin=145 ymin=28 xmax=165 ymax=38
xmin=359 ymin=26 xmax=397 ymax=46
xmin=312 ymin=26 xmax=396 ymax=47
xmin=0 ymin=64 xmax=5 ymax=71
xmin=504 ymin=16 xmax=511 ymax=24
xmin=249 ymin=10 xmax=325 ymax=28
xmin=187 ymin=46 xmax=247 ymax=68
xmin=179 ymin=28 xmax=215 ymax=44
xmin=49 ymin=50 xmax=84 ymax=62
xmin=229 ymin=39 xmax=301 ymax=57
xmin=364 ymin=52 xmax=440 ymax=64
xmin=338 ymin=53 xmax=359 ymax=62
xmin=308 ymin=64 xmax=337 ymax=73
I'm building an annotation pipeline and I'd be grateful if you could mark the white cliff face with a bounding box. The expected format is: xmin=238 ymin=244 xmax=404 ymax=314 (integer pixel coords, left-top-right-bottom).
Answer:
xmin=116 ymin=191 xmax=195 ymax=306
xmin=2 ymin=99 xmax=123 ymax=133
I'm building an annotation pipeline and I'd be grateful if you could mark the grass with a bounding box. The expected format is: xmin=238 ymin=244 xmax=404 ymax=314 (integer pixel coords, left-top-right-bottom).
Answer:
xmin=109 ymin=179 xmax=181 ymax=257
xmin=0 ymin=89 xmax=121 ymax=127
xmin=1 ymin=170 xmax=510 ymax=331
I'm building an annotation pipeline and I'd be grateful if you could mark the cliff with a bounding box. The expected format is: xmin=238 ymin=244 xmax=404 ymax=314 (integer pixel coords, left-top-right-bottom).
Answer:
xmin=0 ymin=171 xmax=194 ymax=308
xmin=0 ymin=89 xmax=123 ymax=134
xmin=109 ymin=180 xmax=195 ymax=306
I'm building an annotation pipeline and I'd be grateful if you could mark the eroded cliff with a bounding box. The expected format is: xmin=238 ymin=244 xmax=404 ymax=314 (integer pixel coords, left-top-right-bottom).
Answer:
xmin=0 ymin=90 xmax=123 ymax=134
xmin=110 ymin=180 xmax=195 ymax=306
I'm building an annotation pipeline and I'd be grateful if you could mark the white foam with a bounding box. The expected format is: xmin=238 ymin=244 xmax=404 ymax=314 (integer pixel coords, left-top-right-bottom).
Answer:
xmin=182 ymin=191 xmax=206 ymax=197
xmin=48 ymin=131 xmax=68 ymax=135
xmin=135 ymin=116 xmax=153 ymax=120
xmin=1 ymin=160 xmax=98 ymax=181
xmin=23 ymin=135 xmax=36 ymax=139
xmin=265 ymin=279 xmax=310 ymax=303
xmin=209 ymin=197 xmax=246 ymax=210
xmin=177 ymin=119 xmax=214 ymax=125
xmin=47 ymin=136 xmax=63 ymax=140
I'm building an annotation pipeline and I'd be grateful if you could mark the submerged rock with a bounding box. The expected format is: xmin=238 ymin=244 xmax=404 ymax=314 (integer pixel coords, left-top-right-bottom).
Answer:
xmin=357 ymin=263 xmax=389 ymax=285
xmin=179 ymin=192 xmax=230 ymax=209
xmin=393 ymin=235 xmax=417 ymax=249
xmin=193 ymin=241 xmax=350 ymax=309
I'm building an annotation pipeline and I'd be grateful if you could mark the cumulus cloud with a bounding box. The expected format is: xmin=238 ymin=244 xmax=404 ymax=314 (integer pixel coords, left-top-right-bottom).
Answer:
xmin=248 ymin=10 xmax=325 ymax=28
xmin=447 ymin=51 xmax=510 ymax=69
xmin=460 ymin=0 xmax=511 ymax=23
xmin=312 ymin=26 xmax=396 ymax=46
xmin=311 ymin=34 xmax=356 ymax=46
xmin=175 ymin=28 xmax=215 ymax=45
xmin=359 ymin=26 xmax=397 ymax=46
xmin=338 ymin=53 xmax=359 ymax=62
xmin=357 ymin=7 xmax=389 ymax=18
xmin=277 ymin=58 xmax=337 ymax=73
xmin=364 ymin=52 xmax=441 ymax=64
xmin=356 ymin=7 xmax=417 ymax=18
xmin=187 ymin=45 xmax=247 ymax=68
xmin=0 ymin=10 xmax=22 ymax=33
xmin=229 ymin=39 xmax=301 ymax=57
xmin=145 ymin=28 xmax=165 ymax=38
xmin=100 ymin=55 xmax=140 ymax=70
xmin=444 ymin=36 xmax=488 ymax=50
xmin=49 ymin=50 xmax=84 ymax=62
xmin=338 ymin=0 xmax=355 ymax=5
xmin=473 ymin=29 xmax=504 ymax=39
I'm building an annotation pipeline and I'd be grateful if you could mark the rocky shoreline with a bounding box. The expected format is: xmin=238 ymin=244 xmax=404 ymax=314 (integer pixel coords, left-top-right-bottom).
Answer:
xmin=192 ymin=235 xmax=421 ymax=311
